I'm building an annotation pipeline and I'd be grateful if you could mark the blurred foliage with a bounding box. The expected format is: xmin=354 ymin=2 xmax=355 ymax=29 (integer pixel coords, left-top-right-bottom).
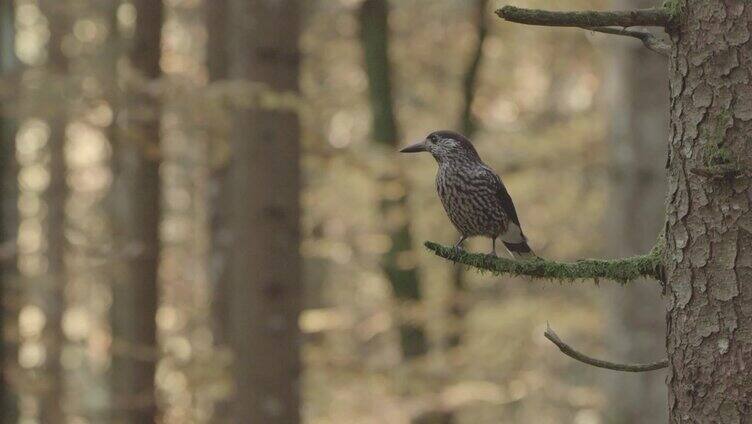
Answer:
xmin=0 ymin=0 xmax=637 ymax=422
xmin=300 ymin=0 xmax=614 ymax=423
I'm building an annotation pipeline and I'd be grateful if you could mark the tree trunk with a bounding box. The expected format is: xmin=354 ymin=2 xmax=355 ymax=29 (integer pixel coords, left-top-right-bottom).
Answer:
xmin=206 ymin=0 xmax=228 ymax=82
xmin=206 ymin=0 xmax=229 ymax=348
xmin=38 ymin=2 xmax=69 ymax=420
xmin=226 ymin=1 xmax=302 ymax=422
xmin=666 ymin=1 xmax=752 ymax=421
xmin=0 ymin=102 xmax=15 ymax=424
xmin=359 ymin=0 xmax=428 ymax=359
xmin=109 ymin=0 xmax=163 ymax=422
xmin=604 ymin=0 xmax=668 ymax=422
xmin=205 ymin=0 xmax=231 ymax=419
xmin=0 ymin=0 xmax=18 ymax=419
xmin=0 ymin=121 xmax=17 ymax=424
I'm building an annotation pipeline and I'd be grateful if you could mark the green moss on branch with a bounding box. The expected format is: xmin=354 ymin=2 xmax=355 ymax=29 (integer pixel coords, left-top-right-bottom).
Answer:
xmin=424 ymin=241 xmax=663 ymax=284
xmin=662 ymin=0 xmax=684 ymax=19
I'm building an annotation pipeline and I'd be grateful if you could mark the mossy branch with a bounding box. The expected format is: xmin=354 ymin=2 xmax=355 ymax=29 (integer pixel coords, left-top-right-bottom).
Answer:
xmin=424 ymin=241 xmax=663 ymax=284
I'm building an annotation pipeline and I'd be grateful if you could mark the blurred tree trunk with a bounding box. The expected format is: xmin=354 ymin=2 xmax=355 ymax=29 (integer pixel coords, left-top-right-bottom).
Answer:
xmin=0 ymin=99 xmax=14 ymax=424
xmin=226 ymin=1 xmax=302 ymax=422
xmin=206 ymin=0 xmax=228 ymax=348
xmin=0 ymin=123 xmax=16 ymax=424
xmin=206 ymin=0 xmax=228 ymax=82
xmin=359 ymin=0 xmax=428 ymax=359
xmin=447 ymin=0 xmax=488 ymax=350
xmin=205 ymin=0 xmax=229 ymax=349
xmin=37 ymin=2 xmax=70 ymax=421
xmin=603 ymin=0 xmax=668 ymax=418
xmin=205 ymin=0 xmax=231 ymax=419
xmin=0 ymin=0 xmax=18 ymax=420
xmin=109 ymin=0 xmax=163 ymax=422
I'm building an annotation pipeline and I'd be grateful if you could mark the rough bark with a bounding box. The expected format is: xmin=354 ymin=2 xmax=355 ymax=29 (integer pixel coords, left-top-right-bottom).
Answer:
xmin=665 ymin=1 xmax=752 ymax=421
xmin=109 ymin=0 xmax=163 ymax=422
xmin=226 ymin=1 xmax=302 ymax=422
xmin=359 ymin=0 xmax=428 ymax=359
xmin=604 ymin=0 xmax=668 ymax=420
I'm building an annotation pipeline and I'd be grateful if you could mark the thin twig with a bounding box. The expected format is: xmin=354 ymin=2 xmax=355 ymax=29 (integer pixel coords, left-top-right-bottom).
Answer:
xmin=584 ymin=27 xmax=671 ymax=56
xmin=544 ymin=324 xmax=668 ymax=372
xmin=496 ymin=5 xmax=670 ymax=28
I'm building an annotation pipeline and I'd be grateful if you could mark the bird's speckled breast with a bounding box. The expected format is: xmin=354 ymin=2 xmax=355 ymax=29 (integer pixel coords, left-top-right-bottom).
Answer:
xmin=436 ymin=164 xmax=508 ymax=237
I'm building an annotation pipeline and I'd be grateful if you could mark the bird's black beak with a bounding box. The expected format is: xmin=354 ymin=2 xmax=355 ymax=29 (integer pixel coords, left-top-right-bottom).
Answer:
xmin=400 ymin=140 xmax=427 ymax=153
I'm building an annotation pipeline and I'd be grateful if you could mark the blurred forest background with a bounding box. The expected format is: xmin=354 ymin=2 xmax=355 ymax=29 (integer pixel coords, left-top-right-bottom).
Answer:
xmin=0 ymin=0 xmax=670 ymax=423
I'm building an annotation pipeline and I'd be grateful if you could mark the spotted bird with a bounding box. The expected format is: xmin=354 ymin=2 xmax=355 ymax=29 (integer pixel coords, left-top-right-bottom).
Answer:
xmin=400 ymin=130 xmax=535 ymax=259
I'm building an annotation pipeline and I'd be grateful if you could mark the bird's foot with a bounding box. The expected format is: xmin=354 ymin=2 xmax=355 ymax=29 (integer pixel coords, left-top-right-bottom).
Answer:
xmin=453 ymin=237 xmax=467 ymax=254
xmin=487 ymin=250 xmax=498 ymax=257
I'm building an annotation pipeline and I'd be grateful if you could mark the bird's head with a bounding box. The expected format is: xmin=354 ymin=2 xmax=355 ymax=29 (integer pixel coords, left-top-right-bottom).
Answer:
xmin=400 ymin=130 xmax=481 ymax=164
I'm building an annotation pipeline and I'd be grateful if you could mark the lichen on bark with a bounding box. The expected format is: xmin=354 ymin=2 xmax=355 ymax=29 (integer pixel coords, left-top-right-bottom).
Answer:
xmin=662 ymin=0 xmax=685 ymax=20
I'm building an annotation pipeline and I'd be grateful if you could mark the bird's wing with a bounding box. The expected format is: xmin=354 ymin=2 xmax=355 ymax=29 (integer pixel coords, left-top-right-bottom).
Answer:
xmin=480 ymin=165 xmax=533 ymax=253
xmin=479 ymin=165 xmax=521 ymax=226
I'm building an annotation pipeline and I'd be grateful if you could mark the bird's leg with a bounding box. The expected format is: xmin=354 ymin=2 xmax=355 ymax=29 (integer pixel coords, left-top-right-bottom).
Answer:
xmin=489 ymin=238 xmax=498 ymax=257
xmin=454 ymin=235 xmax=467 ymax=251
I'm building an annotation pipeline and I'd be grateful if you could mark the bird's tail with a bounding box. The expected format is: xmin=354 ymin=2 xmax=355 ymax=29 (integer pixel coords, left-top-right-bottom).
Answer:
xmin=503 ymin=241 xmax=537 ymax=260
